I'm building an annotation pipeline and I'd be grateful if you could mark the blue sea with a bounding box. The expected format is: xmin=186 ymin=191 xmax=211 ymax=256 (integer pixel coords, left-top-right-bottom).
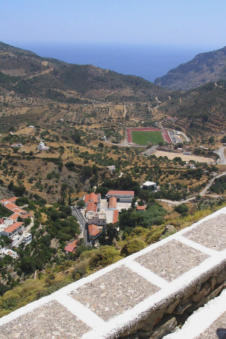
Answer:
xmin=18 ymin=42 xmax=204 ymax=82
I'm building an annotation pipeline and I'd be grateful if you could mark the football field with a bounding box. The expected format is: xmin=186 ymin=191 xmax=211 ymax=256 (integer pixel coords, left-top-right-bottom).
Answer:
xmin=131 ymin=130 xmax=164 ymax=145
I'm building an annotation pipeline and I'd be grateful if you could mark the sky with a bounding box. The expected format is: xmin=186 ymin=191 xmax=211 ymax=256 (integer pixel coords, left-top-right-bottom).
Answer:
xmin=1 ymin=0 xmax=226 ymax=48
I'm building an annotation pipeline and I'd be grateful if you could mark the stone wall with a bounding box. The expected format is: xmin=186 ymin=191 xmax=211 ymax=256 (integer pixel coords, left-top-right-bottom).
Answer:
xmin=120 ymin=262 xmax=226 ymax=338
xmin=0 ymin=207 xmax=226 ymax=339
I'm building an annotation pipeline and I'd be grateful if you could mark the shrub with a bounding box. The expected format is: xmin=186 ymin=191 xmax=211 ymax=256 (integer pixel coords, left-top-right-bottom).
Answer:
xmin=175 ymin=204 xmax=189 ymax=216
xmin=89 ymin=246 xmax=121 ymax=269
xmin=146 ymin=226 xmax=165 ymax=244
xmin=121 ymin=238 xmax=146 ymax=256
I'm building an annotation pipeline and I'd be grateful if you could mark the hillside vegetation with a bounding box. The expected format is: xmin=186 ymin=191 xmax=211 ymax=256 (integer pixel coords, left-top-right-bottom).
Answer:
xmin=0 ymin=42 xmax=168 ymax=102
xmin=158 ymin=81 xmax=226 ymax=135
xmin=155 ymin=46 xmax=226 ymax=90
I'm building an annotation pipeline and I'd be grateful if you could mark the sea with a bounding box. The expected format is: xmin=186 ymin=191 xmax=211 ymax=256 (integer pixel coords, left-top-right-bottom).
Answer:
xmin=18 ymin=42 xmax=206 ymax=82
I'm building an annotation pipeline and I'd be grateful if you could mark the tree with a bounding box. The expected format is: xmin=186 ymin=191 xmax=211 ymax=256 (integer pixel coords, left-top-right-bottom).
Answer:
xmin=221 ymin=136 xmax=226 ymax=143
xmin=77 ymin=200 xmax=85 ymax=209
xmin=208 ymin=136 xmax=215 ymax=144
xmin=71 ymin=129 xmax=81 ymax=144
xmin=175 ymin=204 xmax=188 ymax=216
xmin=121 ymin=239 xmax=145 ymax=256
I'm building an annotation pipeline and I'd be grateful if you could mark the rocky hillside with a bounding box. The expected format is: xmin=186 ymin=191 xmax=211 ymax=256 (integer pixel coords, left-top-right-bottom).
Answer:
xmin=155 ymin=46 xmax=226 ymax=90
xmin=0 ymin=41 xmax=168 ymax=103
xmin=158 ymin=81 xmax=226 ymax=135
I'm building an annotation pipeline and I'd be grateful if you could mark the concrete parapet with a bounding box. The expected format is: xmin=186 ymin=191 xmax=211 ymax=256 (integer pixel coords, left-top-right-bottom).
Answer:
xmin=0 ymin=208 xmax=226 ymax=338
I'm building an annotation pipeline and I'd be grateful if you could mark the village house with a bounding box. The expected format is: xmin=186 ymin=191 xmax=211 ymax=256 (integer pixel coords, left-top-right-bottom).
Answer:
xmin=37 ymin=141 xmax=49 ymax=151
xmin=1 ymin=222 xmax=23 ymax=238
xmin=142 ymin=181 xmax=157 ymax=191
xmin=64 ymin=239 xmax=78 ymax=253
xmin=106 ymin=190 xmax=134 ymax=203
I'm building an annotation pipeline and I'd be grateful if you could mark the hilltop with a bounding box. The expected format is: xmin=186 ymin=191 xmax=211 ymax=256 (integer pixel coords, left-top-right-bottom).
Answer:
xmin=155 ymin=46 xmax=226 ymax=90
xmin=0 ymin=41 xmax=168 ymax=103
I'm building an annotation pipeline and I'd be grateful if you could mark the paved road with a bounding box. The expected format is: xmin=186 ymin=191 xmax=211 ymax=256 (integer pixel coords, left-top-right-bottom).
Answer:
xmin=71 ymin=206 xmax=89 ymax=245
xmin=158 ymin=171 xmax=226 ymax=206
xmin=157 ymin=197 xmax=196 ymax=206
xmin=215 ymin=147 xmax=226 ymax=165
xmin=200 ymin=171 xmax=226 ymax=196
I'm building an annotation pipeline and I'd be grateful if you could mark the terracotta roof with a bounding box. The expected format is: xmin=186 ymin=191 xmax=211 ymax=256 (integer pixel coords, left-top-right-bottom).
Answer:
xmin=0 ymin=199 xmax=8 ymax=204
xmin=84 ymin=193 xmax=99 ymax=204
xmin=86 ymin=202 xmax=97 ymax=213
xmin=107 ymin=190 xmax=134 ymax=197
xmin=9 ymin=213 xmax=20 ymax=221
xmin=1 ymin=201 xmax=25 ymax=214
xmin=8 ymin=197 xmax=18 ymax=203
xmin=88 ymin=224 xmax=102 ymax=237
xmin=113 ymin=210 xmax=119 ymax=224
xmin=136 ymin=205 xmax=146 ymax=211
xmin=108 ymin=196 xmax=117 ymax=209
xmin=4 ymin=222 xmax=23 ymax=234
xmin=64 ymin=240 xmax=78 ymax=253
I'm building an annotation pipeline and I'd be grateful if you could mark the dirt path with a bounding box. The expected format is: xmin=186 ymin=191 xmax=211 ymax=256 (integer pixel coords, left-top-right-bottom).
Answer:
xmin=24 ymin=67 xmax=54 ymax=80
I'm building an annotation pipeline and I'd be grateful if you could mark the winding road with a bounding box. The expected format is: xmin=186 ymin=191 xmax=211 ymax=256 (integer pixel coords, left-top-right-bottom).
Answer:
xmin=215 ymin=147 xmax=226 ymax=165
xmin=158 ymin=170 xmax=226 ymax=206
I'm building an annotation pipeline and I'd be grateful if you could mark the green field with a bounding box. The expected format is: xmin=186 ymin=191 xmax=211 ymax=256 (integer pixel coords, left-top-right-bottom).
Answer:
xmin=132 ymin=131 xmax=164 ymax=145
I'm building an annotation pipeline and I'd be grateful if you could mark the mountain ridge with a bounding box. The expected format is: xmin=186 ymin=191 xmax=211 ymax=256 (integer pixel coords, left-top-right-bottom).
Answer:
xmin=0 ymin=41 xmax=169 ymax=102
xmin=155 ymin=45 xmax=226 ymax=90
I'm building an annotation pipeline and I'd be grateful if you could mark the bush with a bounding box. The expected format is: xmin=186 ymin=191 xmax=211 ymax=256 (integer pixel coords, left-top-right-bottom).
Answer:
xmin=175 ymin=204 xmax=189 ymax=216
xmin=121 ymin=238 xmax=146 ymax=256
xmin=89 ymin=246 xmax=121 ymax=269
xmin=146 ymin=226 xmax=165 ymax=244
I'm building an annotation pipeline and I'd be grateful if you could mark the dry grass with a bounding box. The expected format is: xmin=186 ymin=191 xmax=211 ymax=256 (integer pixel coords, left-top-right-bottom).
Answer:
xmin=154 ymin=150 xmax=215 ymax=164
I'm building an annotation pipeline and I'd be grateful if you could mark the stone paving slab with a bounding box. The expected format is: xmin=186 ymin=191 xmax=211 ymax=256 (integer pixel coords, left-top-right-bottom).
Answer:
xmin=184 ymin=214 xmax=226 ymax=251
xmin=0 ymin=301 xmax=90 ymax=339
xmin=71 ymin=266 xmax=159 ymax=320
xmin=136 ymin=239 xmax=208 ymax=281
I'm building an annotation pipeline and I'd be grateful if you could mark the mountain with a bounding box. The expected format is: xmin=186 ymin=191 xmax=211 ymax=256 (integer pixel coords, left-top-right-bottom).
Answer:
xmin=0 ymin=41 xmax=168 ymax=102
xmin=158 ymin=80 xmax=226 ymax=135
xmin=155 ymin=46 xmax=226 ymax=90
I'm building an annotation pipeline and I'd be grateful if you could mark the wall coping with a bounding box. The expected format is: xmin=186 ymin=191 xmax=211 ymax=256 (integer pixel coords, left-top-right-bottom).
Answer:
xmin=0 ymin=207 xmax=226 ymax=338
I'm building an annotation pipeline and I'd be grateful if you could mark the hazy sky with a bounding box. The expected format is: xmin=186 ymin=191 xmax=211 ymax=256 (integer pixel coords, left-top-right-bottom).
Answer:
xmin=1 ymin=0 xmax=226 ymax=48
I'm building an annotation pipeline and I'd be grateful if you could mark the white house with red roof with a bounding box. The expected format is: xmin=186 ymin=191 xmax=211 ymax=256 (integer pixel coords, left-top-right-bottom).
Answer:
xmin=1 ymin=222 xmax=23 ymax=238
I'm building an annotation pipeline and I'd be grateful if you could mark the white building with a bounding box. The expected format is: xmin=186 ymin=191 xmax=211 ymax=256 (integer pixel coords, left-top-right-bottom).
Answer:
xmin=37 ymin=141 xmax=49 ymax=151
xmin=0 ymin=248 xmax=18 ymax=259
xmin=142 ymin=181 xmax=157 ymax=191
xmin=22 ymin=232 xmax=32 ymax=245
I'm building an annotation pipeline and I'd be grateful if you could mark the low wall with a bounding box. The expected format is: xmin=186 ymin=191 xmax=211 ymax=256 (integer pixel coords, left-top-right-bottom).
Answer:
xmin=0 ymin=208 xmax=226 ymax=339
xmin=120 ymin=261 xmax=226 ymax=338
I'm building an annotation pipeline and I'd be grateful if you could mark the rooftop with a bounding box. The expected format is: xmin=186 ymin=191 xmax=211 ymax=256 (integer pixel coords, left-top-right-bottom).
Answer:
xmin=4 ymin=222 xmax=23 ymax=234
xmin=88 ymin=224 xmax=102 ymax=237
xmin=112 ymin=210 xmax=119 ymax=224
xmin=86 ymin=203 xmax=97 ymax=213
xmin=143 ymin=181 xmax=156 ymax=186
xmin=84 ymin=193 xmax=99 ymax=204
xmin=108 ymin=196 xmax=117 ymax=209
xmin=106 ymin=190 xmax=135 ymax=197
xmin=64 ymin=240 xmax=78 ymax=253
xmin=136 ymin=205 xmax=146 ymax=211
